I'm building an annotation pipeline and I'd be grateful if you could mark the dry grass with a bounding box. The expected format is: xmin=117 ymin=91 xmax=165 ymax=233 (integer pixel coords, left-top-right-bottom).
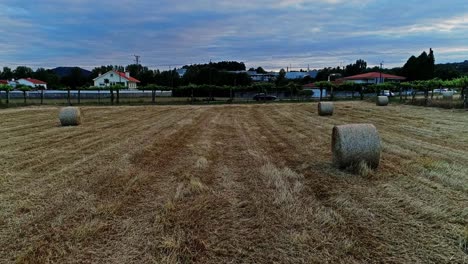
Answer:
xmin=0 ymin=102 xmax=467 ymax=263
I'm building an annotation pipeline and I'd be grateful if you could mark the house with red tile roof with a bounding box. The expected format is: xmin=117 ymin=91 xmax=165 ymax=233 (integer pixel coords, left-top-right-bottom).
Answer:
xmin=18 ymin=78 xmax=47 ymax=89
xmin=342 ymin=72 xmax=405 ymax=84
xmin=93 ymin=70 xmax=140 ymax=89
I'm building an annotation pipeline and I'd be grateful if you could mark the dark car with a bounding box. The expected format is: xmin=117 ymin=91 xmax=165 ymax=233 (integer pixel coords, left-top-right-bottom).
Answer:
xmin=253 ymin=93 xmax=277 ymax=101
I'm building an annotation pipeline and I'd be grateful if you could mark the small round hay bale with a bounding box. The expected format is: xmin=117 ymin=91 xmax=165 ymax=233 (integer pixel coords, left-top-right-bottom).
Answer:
xmin=318 ymin=102 xmax=334 ymax=116
xmin=376 ymin=96 xmax=389 ymax=106
xmin=442 ymin=91 xmax=454 ymax=100
xmin=59 ymin=107 xmax=81 ymax=126
xmin=332 ymin=124 xmax=381 ymax=169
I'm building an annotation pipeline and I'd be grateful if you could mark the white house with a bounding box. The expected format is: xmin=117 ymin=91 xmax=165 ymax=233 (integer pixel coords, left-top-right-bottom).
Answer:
xmin=93 ymin=70 xmax=140 ymax=89
xmin=17 ymin=78 xmax=47 ymax=89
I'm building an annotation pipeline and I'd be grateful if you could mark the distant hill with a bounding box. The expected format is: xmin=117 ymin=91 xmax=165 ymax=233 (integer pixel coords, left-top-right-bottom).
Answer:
xmin=51 ymin=67 xmax=92 ymax=78
xmin=433 ymin=60 xmax=468 ymax=79
xmin=436 ymin=60 xmax=468 ymax=68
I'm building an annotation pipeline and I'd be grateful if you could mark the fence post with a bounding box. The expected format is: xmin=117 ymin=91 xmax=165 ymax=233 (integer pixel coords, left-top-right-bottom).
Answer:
xmin=116 ymin=89 xmax=120 ymax=104
xmin=77 ymin=88 xmax=81 ymax=104
xmin=399 ymin=86 xmax=403 ymax=102
xmin=67 ymin=88 xmax=71 ymax=106
xmin=110 ymin=89 xmax=114 ymax=105
xmin=464 ymin=87 xmax=467 ymax=109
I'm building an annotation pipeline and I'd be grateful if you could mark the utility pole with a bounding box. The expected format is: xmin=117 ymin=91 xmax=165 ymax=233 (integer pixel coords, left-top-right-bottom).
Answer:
xmin=134 ymin=55 xmax=140 ymax=65
xmin=169 ymin=65 xmax=173 ymax=88
xmin=133 ymin=55 xmax=141 ymax=77
xmin=380 ymin=62 xmax=384 ymax=84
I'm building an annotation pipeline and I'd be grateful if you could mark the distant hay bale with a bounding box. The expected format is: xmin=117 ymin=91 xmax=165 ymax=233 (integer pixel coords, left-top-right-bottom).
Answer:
xmin=442 ymin=91 xmax=454 ymax=100
xmin=318 ymin=102 xmax=334 ymax=116
xmin=376 ymin=96 xmax=389 ymax=106
xmin=59 ymin=107 xmax=81 ymax=126
xmin=332 ymin=124 xmax=381 ymax=169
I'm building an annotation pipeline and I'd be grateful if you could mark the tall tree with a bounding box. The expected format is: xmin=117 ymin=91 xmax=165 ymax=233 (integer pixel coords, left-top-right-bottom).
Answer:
xmin=275 ymin=68 xmax=287 ymax=87
xmin=428 ymin=48 xmax=435 ymax=79
xmin=402 ymin=49 xmax=435 ymax=81
xmin=344 ymin=59 xmax=367 ymax=76
xmin=256 ymin=67 xmax=267 ymax=74
xmin=1 ymin=67 xmax=13 ymax=80
xmin=33 ymin=68 xmax=49 ymax=81
xmin=125 ymin=64 xmax=143 ymax=78
xmin=13 ymin=66 xmax=33 ymax=79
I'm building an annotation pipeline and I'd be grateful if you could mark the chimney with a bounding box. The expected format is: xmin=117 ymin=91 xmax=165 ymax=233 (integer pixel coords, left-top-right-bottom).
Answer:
xmin=125 ymin=72 xmax=130 ymax=78
xmin=98 ymin=73 xmax=102 ymax=77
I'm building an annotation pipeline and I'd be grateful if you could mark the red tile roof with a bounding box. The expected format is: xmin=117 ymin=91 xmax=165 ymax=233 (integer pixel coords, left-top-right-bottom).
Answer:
xmin=116 ymin=71 xmax=140 ymax=83
xmin=21 ymin=78 xmax=47 ymax=84
xmin=343 ymin=72 xmax=405 ymax=80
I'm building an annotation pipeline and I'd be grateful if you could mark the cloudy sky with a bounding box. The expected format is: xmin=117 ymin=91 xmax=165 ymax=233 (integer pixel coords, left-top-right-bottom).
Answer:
xmin=1 ymin=0 xmax=467 ymax=71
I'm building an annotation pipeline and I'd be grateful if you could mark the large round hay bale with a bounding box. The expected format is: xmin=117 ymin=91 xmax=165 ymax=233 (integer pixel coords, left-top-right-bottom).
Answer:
xmin=318 ymin=102 xmax=334 ymax=116
xmin=442 ymin=91 xmax=454 ymax=100
xmin=59 ymin=107 xmax=81 ymax=126
xmin=376 ymin=96 xmax=389 ymax=106
xmin=332 ymin=124 xmax=381 ymax=169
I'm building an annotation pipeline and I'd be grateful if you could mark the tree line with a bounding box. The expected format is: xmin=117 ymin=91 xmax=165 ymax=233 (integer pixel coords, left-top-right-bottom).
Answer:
xmin=2 ymin=49 xmax=468 ymax=91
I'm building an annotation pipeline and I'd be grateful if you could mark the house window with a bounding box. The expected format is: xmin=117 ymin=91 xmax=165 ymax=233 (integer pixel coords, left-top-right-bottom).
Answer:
xmin=110 ymin=74 xmax=114 ymax=77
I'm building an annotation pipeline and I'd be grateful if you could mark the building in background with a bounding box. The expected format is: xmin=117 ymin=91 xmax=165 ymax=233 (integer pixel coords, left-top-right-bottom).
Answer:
xmin=246 ymin=71 xmax=279 ymax=82
xmin=285 ymin=70 xmax=318 ymax=80
xmin=17 ymin=78 xmax=48 ymax=89
xmin=342 ymin=72 xmax=405 ymax=84
xmin=93 ymin=70 xmax=140 ymax=89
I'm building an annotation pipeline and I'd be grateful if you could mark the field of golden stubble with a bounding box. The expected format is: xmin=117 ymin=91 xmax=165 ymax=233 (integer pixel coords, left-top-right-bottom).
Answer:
xmin=0 ymin=102 xmax=467 ymax=263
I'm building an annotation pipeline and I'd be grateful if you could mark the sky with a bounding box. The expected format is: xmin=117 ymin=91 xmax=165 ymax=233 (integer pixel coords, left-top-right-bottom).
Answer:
xmin=1 ymin=0 xmax=468 ymax=71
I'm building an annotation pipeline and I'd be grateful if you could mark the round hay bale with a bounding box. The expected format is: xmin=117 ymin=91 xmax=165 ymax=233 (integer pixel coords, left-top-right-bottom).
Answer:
xmin=376 ymin=96 xmax=389 ymax=106
xmin=332 ymin=124 xmax=381 ymax=169
xmin=59 ymin=107 xmax=81 ymax=126
xmin=318 ymin=102 xmax=334 ymax=116
xmin=442 ymin=91 xmax=454 ymax=100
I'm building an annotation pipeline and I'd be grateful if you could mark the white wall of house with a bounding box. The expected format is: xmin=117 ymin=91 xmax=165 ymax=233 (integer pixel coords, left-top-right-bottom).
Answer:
xmin=93 ymin=71 xmax=138 ymax=89
xmin=17 ymin=79 xmax=47 ymax=89
xmin=128 ymin=82 xmax=137 ymax=89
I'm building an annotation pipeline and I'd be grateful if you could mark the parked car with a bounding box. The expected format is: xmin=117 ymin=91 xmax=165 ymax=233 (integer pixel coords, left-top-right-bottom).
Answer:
xmin=253 ymin=93 xmax=277 ymax=101
xmin=433 ymin=88 xmax=448 ymax=93
xmin=382 ymin=90 xmax=394 ymax=97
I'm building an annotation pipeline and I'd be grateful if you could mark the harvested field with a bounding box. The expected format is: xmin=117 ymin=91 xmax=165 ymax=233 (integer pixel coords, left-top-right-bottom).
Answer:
xmin=0 ymin=102 xmax=467 ymax=263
